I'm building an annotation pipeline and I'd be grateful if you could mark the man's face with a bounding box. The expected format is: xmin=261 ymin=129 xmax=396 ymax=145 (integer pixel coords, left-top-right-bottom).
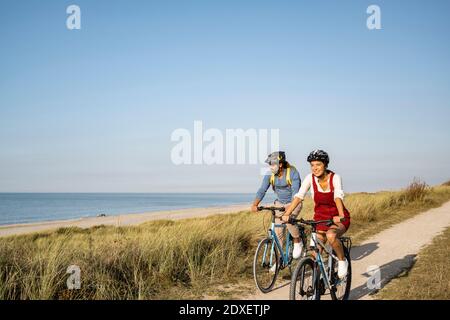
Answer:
xmin=270 ymin=163 xmax=280 ymax=174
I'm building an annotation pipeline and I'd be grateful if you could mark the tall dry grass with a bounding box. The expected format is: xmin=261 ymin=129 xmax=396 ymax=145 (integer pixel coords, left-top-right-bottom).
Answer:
xmin=0 ymin=216 xmax=257 ymax=299
xmin=1 ymin=179 xmax=450 ymax=299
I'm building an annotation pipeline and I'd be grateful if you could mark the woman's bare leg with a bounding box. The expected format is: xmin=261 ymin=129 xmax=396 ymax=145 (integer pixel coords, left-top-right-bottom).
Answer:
xmin=326 ymin=224 xmax=346 ymax=260
xmin=309 ymin=231 xmax=327 ymax=259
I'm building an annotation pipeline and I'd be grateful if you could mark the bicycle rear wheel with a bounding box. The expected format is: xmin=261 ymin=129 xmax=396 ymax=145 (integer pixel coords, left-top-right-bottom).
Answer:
xmin=290 ymin=257 xmax=319 ymax=300
xmin=253 ymin=238 xmax=279 ymax=293
xmin=330 ymin=246 xmax=352 ymax=300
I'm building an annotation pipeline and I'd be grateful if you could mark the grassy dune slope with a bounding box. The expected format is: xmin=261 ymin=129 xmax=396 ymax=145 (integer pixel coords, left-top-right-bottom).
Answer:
xmin=1 ymin=180 xmax=450 ymax=299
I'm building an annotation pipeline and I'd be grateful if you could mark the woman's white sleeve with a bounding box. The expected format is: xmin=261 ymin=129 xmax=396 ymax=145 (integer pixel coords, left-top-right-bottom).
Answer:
xmin=333 ymin=174 xmax=345 ymax=200
xmin=295 ymin=174 xmax=311 ymax=200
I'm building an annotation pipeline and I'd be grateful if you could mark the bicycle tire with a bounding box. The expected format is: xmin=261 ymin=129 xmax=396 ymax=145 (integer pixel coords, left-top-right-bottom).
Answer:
xmin=253 ymin=238 xmax=279 ymax=293
xmin=290 ymin=256 xmax=319 ymax=300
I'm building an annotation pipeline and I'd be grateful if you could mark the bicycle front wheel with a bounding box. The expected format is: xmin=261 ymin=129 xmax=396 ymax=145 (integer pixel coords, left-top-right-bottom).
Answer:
xmin=253 ymin=238 xmax=279 ymax=293
xmin=290 ymin=257 xmax=319 ymax=300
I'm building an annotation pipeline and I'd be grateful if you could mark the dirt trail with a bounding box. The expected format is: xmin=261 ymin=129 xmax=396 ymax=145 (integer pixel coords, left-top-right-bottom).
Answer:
xmin=243 ymin=200 xmax=450 ymax=300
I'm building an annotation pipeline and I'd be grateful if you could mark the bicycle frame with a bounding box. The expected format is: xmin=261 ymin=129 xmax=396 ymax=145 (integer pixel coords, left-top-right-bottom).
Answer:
xmin=309 ymin=231 xmax=339 ymax=291
xmin=261 ymin=215 xmax=292 ymax=269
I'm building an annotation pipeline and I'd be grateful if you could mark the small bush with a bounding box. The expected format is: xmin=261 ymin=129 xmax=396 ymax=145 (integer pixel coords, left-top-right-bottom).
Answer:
xmin=442 ymin=180 xmax=450 ymax=187
xmin=400 ymin=178 xmax=429 ymax=203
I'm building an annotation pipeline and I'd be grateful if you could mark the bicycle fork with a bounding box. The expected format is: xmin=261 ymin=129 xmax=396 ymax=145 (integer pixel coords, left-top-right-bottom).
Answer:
xmin=261 ymin=222 xmax=277 ymax=268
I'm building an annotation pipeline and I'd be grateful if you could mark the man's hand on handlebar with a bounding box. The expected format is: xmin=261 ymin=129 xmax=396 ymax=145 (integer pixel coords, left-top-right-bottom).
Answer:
xmin=256 ymin=206 xmax=285 ymax=212
xmin=251 ymin=205 xmax=258 ymax=213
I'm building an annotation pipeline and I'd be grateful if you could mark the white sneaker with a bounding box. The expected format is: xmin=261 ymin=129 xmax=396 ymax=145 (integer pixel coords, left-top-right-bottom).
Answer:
xmin=269 ymin=264 xmax=277 ymax=273
xmin=293 ymin=243 xmax=303 ymax=259
xmin=338 ymin=259 xmax=348 ymax=279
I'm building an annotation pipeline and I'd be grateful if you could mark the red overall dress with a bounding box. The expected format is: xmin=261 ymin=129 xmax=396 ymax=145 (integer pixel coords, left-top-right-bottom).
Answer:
xmin=312 ymin=171 xmax=351 ymax=232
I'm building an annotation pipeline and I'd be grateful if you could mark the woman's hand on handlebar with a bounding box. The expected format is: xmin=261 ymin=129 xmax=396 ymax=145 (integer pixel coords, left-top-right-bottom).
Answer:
xmin=280 ymin=215 xmax=291 ymax=223
xmin=333 ymin=216 xmax=345 ymax=224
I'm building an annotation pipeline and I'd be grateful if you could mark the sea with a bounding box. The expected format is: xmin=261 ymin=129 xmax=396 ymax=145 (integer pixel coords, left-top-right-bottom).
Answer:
xmin=0 ymin=193 xmax=277 ymax=226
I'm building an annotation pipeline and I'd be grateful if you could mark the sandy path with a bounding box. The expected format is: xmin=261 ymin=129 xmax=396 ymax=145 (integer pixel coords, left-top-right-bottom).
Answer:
xmin=242 ymin=200 xmax=450 ymax=300
xmin=0 ymin=204 xmax=251 ymax=237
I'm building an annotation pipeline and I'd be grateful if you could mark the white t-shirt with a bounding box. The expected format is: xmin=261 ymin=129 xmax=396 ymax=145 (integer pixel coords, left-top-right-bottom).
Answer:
xmin=294 ymin=172 xmax=345 ymax=200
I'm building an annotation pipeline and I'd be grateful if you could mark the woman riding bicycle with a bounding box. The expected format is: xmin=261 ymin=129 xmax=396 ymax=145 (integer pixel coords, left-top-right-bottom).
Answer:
xmin=283 ymin=149 xmax=351 ymax=278
xmin=251 ymin=151 xmax=303 ymax=260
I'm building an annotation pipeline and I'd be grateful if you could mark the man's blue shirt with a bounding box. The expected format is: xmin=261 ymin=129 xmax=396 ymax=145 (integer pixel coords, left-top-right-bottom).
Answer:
xmin=255 ymin=167 xmax=301 ymax=204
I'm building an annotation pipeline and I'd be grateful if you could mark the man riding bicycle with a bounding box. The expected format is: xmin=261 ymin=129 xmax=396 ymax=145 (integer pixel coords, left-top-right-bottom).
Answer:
xmin=251 ymin=151 xmax=303 ymax=261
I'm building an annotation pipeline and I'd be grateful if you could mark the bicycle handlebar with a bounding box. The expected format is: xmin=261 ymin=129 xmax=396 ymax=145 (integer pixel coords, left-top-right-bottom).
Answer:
xmin=257 ymin=206 xmax=285 ymax=212
xmin=289 ymin=217 xmax=347 ymax=226
xmin=257 ymin=206 xmax=347 ymax=227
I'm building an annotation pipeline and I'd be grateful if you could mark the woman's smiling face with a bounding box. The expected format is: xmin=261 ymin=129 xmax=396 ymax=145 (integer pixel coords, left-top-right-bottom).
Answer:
xmin=310 ymin=160 xmax=326 ymax=177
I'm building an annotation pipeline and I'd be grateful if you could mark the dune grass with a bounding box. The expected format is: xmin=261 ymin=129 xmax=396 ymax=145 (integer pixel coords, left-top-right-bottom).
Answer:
xmin=1 ymin=179 xmax=450 ymax=299
xmin=375 ymin=225 xmax=450 ymax=300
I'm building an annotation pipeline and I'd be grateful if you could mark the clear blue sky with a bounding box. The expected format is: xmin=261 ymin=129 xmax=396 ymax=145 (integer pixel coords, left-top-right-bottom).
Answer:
xmin=1 ymin=0 xmax=449 ymax=193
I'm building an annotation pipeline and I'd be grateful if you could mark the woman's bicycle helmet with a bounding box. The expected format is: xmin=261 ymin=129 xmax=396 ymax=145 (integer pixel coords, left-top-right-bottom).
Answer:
xmin=307 ymin=149 xmax=329 ymax=165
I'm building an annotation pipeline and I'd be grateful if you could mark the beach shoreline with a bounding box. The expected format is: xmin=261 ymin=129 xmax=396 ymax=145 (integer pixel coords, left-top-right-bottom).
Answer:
xmin=0 ymin=203 xmax=253 ymax=238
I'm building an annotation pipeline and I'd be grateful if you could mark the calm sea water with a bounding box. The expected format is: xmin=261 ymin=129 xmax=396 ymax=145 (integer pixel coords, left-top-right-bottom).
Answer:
xmin=0 ymin=193 xmax=276 ymax=226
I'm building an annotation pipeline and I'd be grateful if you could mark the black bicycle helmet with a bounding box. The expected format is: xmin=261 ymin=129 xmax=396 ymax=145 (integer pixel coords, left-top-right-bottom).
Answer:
xmin=307 ymin=149 xmax=329 ymax=165
xmin=265 ymin=151 xmax=286 ymax=165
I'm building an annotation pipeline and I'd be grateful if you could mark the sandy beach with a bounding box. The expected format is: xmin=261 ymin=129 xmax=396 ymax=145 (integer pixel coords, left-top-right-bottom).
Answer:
xmin=0 ymin=204 xmax=251 ymax=238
